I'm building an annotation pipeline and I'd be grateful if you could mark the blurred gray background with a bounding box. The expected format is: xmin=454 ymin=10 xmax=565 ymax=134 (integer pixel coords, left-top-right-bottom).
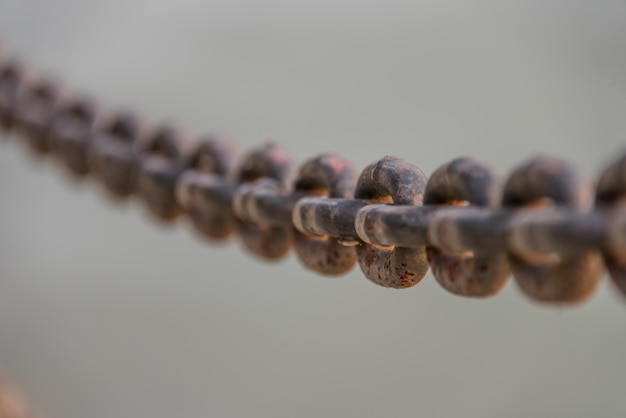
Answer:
xmin=1 ymin=1 xmax=626 ymax=417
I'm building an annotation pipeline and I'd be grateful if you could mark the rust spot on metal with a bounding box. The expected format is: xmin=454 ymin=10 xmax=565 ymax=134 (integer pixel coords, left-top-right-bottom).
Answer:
xmin=355 ymin=156 xmax=429 ymax=288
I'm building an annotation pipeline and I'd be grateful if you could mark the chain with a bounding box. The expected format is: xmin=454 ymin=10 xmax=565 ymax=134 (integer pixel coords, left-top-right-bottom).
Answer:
xmin=0 ymin=374 xmax=31 ymax=418
xmin=2 ymin=50 xmax=626 ymax=307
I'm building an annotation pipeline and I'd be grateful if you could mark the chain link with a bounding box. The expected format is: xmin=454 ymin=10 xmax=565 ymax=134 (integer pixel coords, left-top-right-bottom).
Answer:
xmin=0 ymin=375 xmax=31 ymax=418
xmin=2 ymin=51 xmax=626 ymax=306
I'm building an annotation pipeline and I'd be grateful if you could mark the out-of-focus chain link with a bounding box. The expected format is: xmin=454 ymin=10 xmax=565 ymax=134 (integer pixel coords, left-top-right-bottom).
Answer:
xmin=2 ymin=50 xmax=626 ymax=306
xmin=0 ymin=376 xmax=31 ymax=418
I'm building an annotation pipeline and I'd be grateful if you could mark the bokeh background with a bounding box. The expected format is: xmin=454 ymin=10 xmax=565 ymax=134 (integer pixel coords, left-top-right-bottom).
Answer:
xmin=1 ymin=1 xmax=626 ymax=417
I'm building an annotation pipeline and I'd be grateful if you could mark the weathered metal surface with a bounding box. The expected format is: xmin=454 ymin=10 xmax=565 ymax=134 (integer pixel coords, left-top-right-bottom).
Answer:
xmin=233 ymin=178 xmax=298 ymax=228
xmin=354 ymin=156 xmax=430 ymax=288
xmin=135 ymin=125 xmax=189 ymax=221
xmin=15 ymin=80 xmax=60 ymax=154
xmin=502 ymin=156 xmax=603 ymax=304
xmin=232 ymin=179 xmax=297 ymax=258
xmin=423 ymin=157 xmax=510 ymax=297
xmin=48 ymin=99 xmax=98 ymax=177
xmin=179 ymin=141 xmax=292 ymax=258
xmin=0 ymin=59 xmax=23 ymax=131
xmin=354 ymin=204 xmax=434 ymax=248
xmin=89 ymin=112 xmax=142 ymax=198
xmin=505 ymin=210 xmax=606 ymax=255
xmin=176 ymin=170 xmax=237 ymax=239
xmin=596 ymin=153 xmax=626 ymax=297
xmin=175 ymin=138 xmax=238 ymax=240
xmin=234 ymin=143 xmax=293 ymax=260
xmin=292 ymin=197 xmax=368 ymax=239
xmin=291 ymin=154 xmax=358 ymax=275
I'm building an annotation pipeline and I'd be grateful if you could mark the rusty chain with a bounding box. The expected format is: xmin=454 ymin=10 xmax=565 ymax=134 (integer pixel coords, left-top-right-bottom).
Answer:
xmin=0 ymin=376 xmax=31 ymax=418
xmin=2 ymin=50 xmax=626 ymax=307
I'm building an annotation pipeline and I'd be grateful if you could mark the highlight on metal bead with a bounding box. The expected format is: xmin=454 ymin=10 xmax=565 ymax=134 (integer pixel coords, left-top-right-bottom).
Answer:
xmin=354 ymin=156 xmax=430 ymax=288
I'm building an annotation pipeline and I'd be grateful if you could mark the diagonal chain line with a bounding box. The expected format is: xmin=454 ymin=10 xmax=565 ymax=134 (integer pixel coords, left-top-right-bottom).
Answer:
xmin=2 ymin=47 xmax=626 ymax=307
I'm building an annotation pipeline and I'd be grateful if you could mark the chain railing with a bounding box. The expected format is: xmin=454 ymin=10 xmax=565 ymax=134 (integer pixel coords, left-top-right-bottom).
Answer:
xmin=2 ymin=48 xmax=626 ymax=307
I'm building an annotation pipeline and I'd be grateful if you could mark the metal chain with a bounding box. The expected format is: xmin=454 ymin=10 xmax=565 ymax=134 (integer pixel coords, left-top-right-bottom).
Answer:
xmin=0 ymin=375 xmax=31 ymax=418
xmin=2 ymin=50 xmax=626 ymax=306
